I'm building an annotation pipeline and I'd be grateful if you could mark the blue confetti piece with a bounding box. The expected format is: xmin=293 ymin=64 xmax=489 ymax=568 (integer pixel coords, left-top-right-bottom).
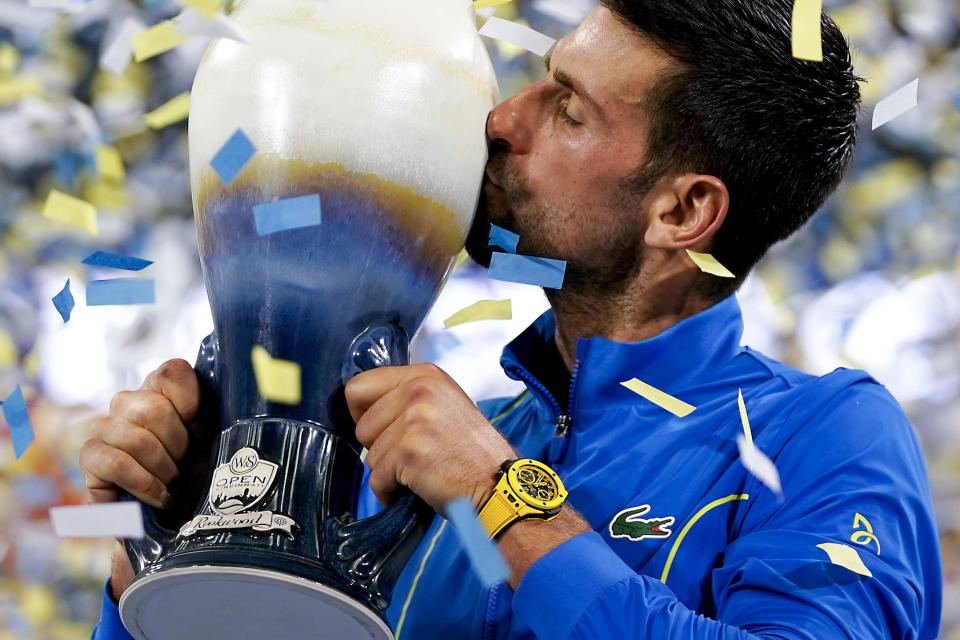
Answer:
xmin=86 ymin=278 xmax=155 ymax=306
xmin=445 ymin=497 xmax=510 ymax=587
xmin=488 ymin=252 xmax=566 ymax=289
xmin=211 ymin=129 xmax=256 ymax=186
xmin=253 ymin=194 xmax=322 ymax=236
xmin=2 ymin=385 xmax=34 ymax=459
xmin=488 ymin=224 xmax=520 ymax=253
xmin=82 ymin=251 xmax=153 ymax=271
xmin=52 ymin=278 xmax=75 ymax=323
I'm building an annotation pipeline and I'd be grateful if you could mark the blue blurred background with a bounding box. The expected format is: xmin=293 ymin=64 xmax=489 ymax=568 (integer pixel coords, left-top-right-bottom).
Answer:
xmin=0 ymin=0 xmax=957 ymax=637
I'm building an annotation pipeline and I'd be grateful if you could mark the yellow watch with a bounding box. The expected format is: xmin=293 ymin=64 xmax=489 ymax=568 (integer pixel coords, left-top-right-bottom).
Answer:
xmin=477 ymin=458 xmax=568 ymax=539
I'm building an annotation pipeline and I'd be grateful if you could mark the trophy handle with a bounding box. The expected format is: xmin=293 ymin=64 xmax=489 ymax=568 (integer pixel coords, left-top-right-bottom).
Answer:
xmin=325 ymin=322 xmax=437 ymax=612
xmin=123 ymin=335 xmax=221 ymax=576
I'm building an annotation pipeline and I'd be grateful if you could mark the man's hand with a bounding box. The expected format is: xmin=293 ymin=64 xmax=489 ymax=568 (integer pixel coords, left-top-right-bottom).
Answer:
xmin=345 ymin=363 xmax=516 ymax=513
xmin=79 ymin=358 xmax=201 ymax=601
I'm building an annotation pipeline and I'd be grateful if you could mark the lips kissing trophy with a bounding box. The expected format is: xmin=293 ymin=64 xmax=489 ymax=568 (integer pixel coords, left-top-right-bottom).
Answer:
xmin=116 ymin=1 xmax=499 ymax=638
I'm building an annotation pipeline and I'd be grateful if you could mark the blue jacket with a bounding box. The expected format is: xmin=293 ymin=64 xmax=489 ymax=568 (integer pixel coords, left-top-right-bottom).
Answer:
xmin=93 ymin=295 xmax=941 ymax=639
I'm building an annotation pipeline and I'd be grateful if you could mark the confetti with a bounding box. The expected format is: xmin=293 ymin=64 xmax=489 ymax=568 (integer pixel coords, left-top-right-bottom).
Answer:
xmin=737 ymin=388 xmax=753 ymax=447
xmin=686 ymin=250 xmax=735 ymax=278
xmin=95 ymin=145 xmax=125 ymax=183
xmin=86 ymin=278 xmax=156 ymax=306
xmin=144 ymin=92 xmax=190 ymax=129
xmin=211 ymin=128 xmax=256 ymax=186
xmin=253 ymin=194 xmax=322 ymax=236
xmin=2 ymin=385 xmax=34 ymax=459
xmin=443 ymin=299 xmax=512 ymax=329
xmin=446 ymin=497 xmax=511 ymax=587
xmin=479 ymin=17 xmax=556 ymax=57
xmin=251 ymin=345 xmax=302 ymax=405
xmin=872 ymin=78 xmax=920 ymax=131
xmin=99 ymin=17 xmax=142 ymax=75
xmin=791 ymin=0 xmax=823 ymax=62
xmin=454 ymin=248 xmax=471 ymax=269
xmin=816 ymin=542 xmax=873 ymax=577
xmin=488 ymin=252 xmax=566 ymax=289
xmin=0 ymin=43 xmax=19 ymax=75
xmin=132 ymin=21 xmax=189 ymax=63
xmin=0 ymin=75 xmax=41 ymax=106
xmin=0 ymin=331 xmax=15 ymax=366
xmin=736 ymin=435 xmax=783 ymax=497
xmin=474 ymin=0 xmax=513 ymax=8
xmin=620 ymin=378 xmax=696 ymax=417
xmin=488 ymin=224 xmax=520 ymax=253
xmin=82 ymin=251 xmax=153 ymax=272
xmin=175 ymin=7 xmax=246 ymax=42
xmin=50 ymin=503 xmax=145 ymax=539
xmin=179 ymin=0 xmax=224 ymax=16
xmin=42 ymin=189 xmax=98 ymax=236
xmin=51 ymin=278 xmax=75 ymax=323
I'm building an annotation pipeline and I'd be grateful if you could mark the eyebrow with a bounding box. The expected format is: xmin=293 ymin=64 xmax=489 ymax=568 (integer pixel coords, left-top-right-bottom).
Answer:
xmin=543 ymin=52 xmax=603 ymax=116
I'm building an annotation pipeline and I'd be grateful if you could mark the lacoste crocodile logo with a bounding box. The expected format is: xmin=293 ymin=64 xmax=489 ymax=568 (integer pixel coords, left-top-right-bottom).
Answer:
xmin=609 ymin=505 xmax=675 ymax=541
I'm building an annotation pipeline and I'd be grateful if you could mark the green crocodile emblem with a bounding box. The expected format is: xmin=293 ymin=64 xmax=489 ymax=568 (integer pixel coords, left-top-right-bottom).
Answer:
xmin=609 ymin=505 xmax=675 ymax=541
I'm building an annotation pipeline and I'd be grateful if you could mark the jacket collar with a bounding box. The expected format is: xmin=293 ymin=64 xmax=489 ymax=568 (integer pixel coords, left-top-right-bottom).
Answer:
xmin=500 ymin=295 xmax=744 ymax=416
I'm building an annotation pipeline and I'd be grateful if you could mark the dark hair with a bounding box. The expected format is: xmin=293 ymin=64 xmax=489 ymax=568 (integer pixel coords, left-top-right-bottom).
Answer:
xmin=601 ymin=0 xmax=862 ymax=298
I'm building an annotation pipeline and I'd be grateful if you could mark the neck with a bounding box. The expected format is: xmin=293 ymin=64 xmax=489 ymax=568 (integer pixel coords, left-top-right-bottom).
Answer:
xmin=547 ymin=265 xmax=713 ymax=371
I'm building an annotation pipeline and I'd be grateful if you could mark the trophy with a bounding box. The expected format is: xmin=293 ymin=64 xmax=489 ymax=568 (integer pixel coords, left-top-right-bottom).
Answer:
xmin=116 ymin=1 xmax=499 ymax=638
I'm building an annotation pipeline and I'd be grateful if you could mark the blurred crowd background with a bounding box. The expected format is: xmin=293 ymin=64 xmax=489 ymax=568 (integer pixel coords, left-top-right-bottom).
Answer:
xmin=0 ymin=0 xmax=957 ymax=637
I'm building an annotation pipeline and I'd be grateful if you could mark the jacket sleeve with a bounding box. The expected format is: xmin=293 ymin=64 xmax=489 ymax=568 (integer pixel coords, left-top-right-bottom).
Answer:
xmin=511 ymin=381 xmax=941 ymax=640
xmin=91 ymin=579 xmax=135 ymax=640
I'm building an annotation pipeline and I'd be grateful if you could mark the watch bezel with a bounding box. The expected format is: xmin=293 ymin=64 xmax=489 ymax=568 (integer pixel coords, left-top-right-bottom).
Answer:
xmin=503 ymin=458 xmax=567 ymax=512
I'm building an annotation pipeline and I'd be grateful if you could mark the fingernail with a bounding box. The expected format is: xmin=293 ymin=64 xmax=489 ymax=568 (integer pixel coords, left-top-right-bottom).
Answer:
xmin=160 ymin=490 xmax=174 ymax=509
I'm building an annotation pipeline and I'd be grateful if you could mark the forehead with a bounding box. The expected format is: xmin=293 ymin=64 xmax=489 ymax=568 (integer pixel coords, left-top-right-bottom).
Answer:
xmin=553 ymin=6 xmax=676 ymax=113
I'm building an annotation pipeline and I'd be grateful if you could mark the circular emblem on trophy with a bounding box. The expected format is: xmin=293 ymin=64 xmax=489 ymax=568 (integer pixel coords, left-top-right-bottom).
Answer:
xmin=212 ymin=447 xmax=278 ymax=515
xmin=177 ymin=446 xmax=298 ymax=539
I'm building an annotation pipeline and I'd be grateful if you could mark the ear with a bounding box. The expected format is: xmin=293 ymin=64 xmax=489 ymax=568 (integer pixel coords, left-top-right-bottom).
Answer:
xmin=643 ymin=174 xmax=728 ymax=250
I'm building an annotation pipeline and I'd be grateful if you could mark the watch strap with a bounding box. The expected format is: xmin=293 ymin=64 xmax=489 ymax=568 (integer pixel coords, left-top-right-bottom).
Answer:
xmin=477 ymin=485 xmax=518 ymax=539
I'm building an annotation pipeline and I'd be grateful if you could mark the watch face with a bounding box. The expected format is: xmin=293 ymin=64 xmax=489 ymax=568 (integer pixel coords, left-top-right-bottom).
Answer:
xmin=508 ymin=460 xmax=567 ymax=510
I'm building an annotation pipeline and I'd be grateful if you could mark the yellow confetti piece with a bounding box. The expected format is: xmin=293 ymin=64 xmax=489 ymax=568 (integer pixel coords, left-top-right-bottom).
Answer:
xmin=737 ymin=388 xmax=753 ymax=447
xmin=96 ymin=145 xmax=126 ymax=183
xmin=686 ymin=250 xmax=735 ymax=278
xmin=132 ymin=21 xmax=189 ymax=63
xmin=0 ymin=330 xmax=17 ymax=367
xmin=620 ymin=378 xmax=696 ymax=418
xmin=144 ymin=92 xmax=190 ymax=129
xmin=0 ymin=43 xmax=20 ymax=75
xmin=454 ymin=248 xmax=470 ymax=269
xmin=84 ymin=179 xmax=130 ymax=211
xmin=791 ymin=0 xmax=823 ymax=62
xmin=816 ymin=542 xmax=873 ymax=577
xmin=0 ymin=76 xmax=41 ymax=106
xmin=360 ymin=447 xmax=369 ymax=463
xmin=251 ymin=345 xmax=301 ymax=405
xmin=179 ymin=0 xmax=224 ymax=16
xmin=474 ymin=0 xmax=512 ymax=8
xmin=443 ymin=299 xmax=512 ymax=329
xmin=42 ymin=190 xmax=99 ymax=236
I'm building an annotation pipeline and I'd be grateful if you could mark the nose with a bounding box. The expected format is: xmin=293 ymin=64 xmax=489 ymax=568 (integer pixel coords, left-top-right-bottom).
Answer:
xmin=486 ymin=85 xmax=537 ymax=155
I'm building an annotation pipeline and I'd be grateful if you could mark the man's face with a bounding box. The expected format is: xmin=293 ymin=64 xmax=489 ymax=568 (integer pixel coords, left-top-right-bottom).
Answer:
xmin=466 ymin=6 xmax=675 ymax=292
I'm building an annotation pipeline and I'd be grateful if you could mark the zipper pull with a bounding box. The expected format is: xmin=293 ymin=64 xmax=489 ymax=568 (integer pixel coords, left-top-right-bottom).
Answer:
xmin=554 ymin=414 xmax=571 ymax=438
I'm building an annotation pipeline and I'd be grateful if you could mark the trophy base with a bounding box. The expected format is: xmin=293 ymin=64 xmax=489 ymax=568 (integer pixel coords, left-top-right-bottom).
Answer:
xmin=119 ymin=565 xmax=394 ymax=640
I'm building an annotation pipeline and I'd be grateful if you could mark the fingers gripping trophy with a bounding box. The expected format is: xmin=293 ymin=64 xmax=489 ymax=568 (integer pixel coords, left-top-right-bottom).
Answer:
xmin=115 ymin=1 xmax=499 ymax=638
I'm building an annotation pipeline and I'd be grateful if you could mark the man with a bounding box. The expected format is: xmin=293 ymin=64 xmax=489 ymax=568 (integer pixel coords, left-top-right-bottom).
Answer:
xmin=84 ymin=0 xmax=942 ymax=638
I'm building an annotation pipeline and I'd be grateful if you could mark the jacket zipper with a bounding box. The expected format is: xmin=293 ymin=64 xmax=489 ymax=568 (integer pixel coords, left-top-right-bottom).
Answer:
xmin=484 ymin=360 xmax=580 ymax=638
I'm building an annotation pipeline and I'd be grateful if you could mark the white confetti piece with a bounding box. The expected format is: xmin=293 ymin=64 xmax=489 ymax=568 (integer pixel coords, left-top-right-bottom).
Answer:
xmin=872 ymin=78 xmax=919 ymax=131
xmin=817 ymin=542 xmax=873 ymax=577
xmin=736 ymin=435 xmax=782 ymax=497
xmin=479 ymin=17 xmax=556 ymax=57
xmin=100 ymin=17 xmax=144 ymax=75
xmin=50 ymin=503 xmax=145 ymax=539
xmin=175 ymin=8 xmax=247 ymax=42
